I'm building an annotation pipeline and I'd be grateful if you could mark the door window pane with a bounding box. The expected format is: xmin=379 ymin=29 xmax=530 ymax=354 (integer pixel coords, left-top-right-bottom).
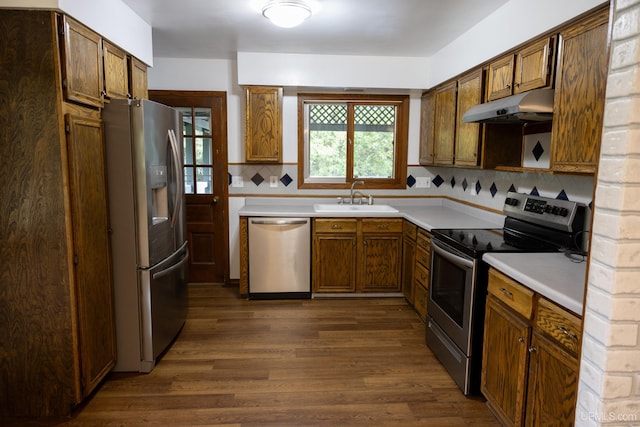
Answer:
xmin=184 ymin=166 xmax=194 ymax=194
xmin=196 ymin=166 xmax=213 ymax=194
xmin=195 ymin=137 xmax=212 ymax=165
xmin=177 ymin=107 xmax=192 ymax=135
xmin=194 ymin=108 xmax=211 ymax=135
xmin=184 ymin=137 xmax=193 ymax=165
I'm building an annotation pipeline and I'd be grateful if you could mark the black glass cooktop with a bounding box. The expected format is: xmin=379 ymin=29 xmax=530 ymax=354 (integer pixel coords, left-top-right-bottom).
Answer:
xmin=431 ymin=228 xmax=558 ymax=258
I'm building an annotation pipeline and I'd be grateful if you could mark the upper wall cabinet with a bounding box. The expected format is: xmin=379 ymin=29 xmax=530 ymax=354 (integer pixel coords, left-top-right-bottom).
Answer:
xmin=58 ymin=15 xmax=104 ymax=108
xmin=419 ymin=91 xmax=436 ymax=165
xmin=433 ymin=81 xmax=457 ymax=165
xmin=244 ymin=86 xmax=283 ymax=163
xmin=103 ymin=40 xmax=130 ymax=99
xmin=129 ymin=57 xmax=148 ymax=100
xmin=455 ymin=69 xmax=484 ymax=167
xmin=551 ymin=8 xmax=609 ymax=174
xmin=486 ymin=37 xmax=555 ymax=101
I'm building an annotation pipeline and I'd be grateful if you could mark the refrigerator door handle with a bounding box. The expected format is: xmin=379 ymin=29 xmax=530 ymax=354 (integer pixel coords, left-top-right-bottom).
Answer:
xmin=168 ymin=129 xmax=183 ymax=229
xmin=152 ymin=247 xmax=189 ymax=280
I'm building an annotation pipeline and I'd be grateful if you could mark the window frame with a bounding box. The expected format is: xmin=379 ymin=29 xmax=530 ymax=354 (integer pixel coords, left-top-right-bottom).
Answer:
xmin=297 ymin=93 xmax=409 ymax=189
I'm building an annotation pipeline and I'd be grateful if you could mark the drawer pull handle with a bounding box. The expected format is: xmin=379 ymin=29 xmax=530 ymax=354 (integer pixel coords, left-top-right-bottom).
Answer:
xmin=499 ymin=287 xmax=513 ymax=299
xmin=331 ymin=224 xmax=343 ymax=229
xmin=377 ymin=224 xmax=389 ymax=230
xmin=557 ymin=325 xmax=579 ymax=340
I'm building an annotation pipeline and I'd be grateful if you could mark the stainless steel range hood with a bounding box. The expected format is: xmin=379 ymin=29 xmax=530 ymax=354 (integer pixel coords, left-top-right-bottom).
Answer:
xmin=462 ymin=89 xmax=554 ymax=123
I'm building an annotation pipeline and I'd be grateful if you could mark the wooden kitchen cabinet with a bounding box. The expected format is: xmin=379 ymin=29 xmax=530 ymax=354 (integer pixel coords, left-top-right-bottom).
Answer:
xmin=412 ymin=228 xmax=431 ymax=320
xmin=359 ymin=219 xmax=403 ymax=292
xmin=244 ymin=86 xmax=283 ymax=163
xmin=312 ymin=218 xmax=403 ymax=293
xmin=486 ymin=36 xmax=554 ymax=101
xmin=482 ymin=293 xmax=532 ymax=426
xmin=433 ymin=81 xmax=457 ymax=165
xmin=419 ymin=91 xmax=436 ymax=165
xmin=551 ymin=7 xmax=609 ymax=174
xmin=103 ymin=39 xmax=130 ymax=99
xmin=482 ymin=268 xmax=581 ymax=427
xmin=0 ymin=10 xmax=116 ymax=419
xmin=129 ymin=56 xmax=149 ymax=99
xmin=455 ymin=69 xmax=484 ymax=167
xmin=313 ymin=219 xmax=358 ymax=292
xmin=401 ymin=221 xmax=417 ymax=303
xmin=58 ymin=14 xmax=104 ymax=107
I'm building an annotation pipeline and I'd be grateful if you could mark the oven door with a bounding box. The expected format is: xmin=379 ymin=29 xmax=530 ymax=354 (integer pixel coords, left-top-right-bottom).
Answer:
xmin=428 ymin=238 xmax=477 ymax=355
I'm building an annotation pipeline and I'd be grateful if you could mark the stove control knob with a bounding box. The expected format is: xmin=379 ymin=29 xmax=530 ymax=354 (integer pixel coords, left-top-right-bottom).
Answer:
xmin=544 ymin=205 xmax=553 ymax=213
xmin=505 ymin=197 xmax=519 ymax=206
xmin=559 ymin=208 xmax=569 ymax=217
xmin=552 ymin=206 xmax=560 ymax=215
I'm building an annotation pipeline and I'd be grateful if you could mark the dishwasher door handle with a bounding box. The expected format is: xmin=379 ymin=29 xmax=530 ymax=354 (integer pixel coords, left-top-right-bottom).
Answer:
xmin=250 ymin=219 xmax=308 ymax=226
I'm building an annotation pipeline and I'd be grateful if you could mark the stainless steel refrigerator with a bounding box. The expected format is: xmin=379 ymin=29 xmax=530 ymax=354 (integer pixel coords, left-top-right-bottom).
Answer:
xmin=103 ymin=99 xmax=188 ymax=373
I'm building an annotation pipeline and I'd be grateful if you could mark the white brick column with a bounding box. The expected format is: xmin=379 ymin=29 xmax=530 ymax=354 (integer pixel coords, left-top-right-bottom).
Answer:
xmin=576 ymin=0 xmax=640 ymax=425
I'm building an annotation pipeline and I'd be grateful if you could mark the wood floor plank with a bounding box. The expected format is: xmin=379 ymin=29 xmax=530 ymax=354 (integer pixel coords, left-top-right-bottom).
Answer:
xmin=45 ymin=283 xmax=499 ymax=426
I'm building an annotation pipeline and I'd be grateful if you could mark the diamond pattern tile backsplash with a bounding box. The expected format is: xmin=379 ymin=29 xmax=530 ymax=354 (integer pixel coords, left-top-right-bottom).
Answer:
xmin=227 ymin=164 xmax=594 ymax=210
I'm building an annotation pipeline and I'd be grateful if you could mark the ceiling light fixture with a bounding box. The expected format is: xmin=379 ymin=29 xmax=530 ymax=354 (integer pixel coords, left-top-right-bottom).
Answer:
xmin=262 ymin=0 xmax=312 ymax=28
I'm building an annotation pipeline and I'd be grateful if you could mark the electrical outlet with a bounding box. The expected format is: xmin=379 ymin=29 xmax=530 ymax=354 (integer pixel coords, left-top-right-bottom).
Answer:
xmin=269 ymin=176 xmax=278 ymax=188
xmin=231 ymin=176 xmax=244 ymax=187
xmin=416 ymin=177 xmax=431 ymax=188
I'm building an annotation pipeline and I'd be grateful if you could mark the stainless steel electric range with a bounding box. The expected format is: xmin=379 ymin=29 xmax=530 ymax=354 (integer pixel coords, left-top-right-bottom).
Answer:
xmin=426 ymin=191 xmax=587 ymax=395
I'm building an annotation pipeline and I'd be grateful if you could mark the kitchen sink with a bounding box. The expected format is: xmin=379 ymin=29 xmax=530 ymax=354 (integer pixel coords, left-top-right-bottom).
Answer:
xmin=313 ymin=203 xmax=399 ymax=213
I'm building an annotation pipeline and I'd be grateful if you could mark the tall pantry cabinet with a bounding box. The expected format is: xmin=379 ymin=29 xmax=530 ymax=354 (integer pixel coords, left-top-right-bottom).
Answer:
xmin=0 ymin=10 xmax=139 ymax=419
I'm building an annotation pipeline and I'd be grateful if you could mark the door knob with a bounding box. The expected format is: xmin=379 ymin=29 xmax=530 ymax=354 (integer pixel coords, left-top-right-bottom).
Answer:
xmin=212 ymin=196 xmax=220 ymax=204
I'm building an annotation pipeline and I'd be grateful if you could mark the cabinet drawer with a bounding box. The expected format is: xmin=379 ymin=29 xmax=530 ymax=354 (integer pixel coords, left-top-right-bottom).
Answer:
xmin=416 ymin=228 xmax=430 ymax=250
xmin=488 ymin=268 xmax=534 ymax=320
xmin=416 ymin=245 xmax=430 ymax=268
xmin=414 ymin=281 xmax=428 ymax=321
xmin=414 ymin=261 xmax=429 ymax=288
xmin=361 ymin=218 xmax=403 ymax=233
xmin=535 ymin=297 xmax=582 ymax=355
xmin=403 ymin=220 xmax=417 ymax=240
xmin=314 ymin=219 xmax=357 ymax=233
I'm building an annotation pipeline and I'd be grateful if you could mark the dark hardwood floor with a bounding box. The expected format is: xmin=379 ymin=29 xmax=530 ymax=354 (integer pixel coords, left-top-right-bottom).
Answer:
xmin=62 ymin=284 xmax=499 ymax=426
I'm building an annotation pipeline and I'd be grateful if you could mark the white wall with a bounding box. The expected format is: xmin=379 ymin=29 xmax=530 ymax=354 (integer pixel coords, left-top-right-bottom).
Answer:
xmin=0 ymin=0 xmax=153 ymax=65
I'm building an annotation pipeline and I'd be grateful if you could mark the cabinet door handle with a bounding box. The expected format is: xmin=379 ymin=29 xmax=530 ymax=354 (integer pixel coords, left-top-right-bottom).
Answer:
xmin=557 ymin=325 xmax=579 ymax=340
xmin=518 ymin=337 xmax=525 ymax=344
xmin=528 ymin=346 xmax=537 ymax=353
xmin=499 ymin=287 xmax=513 ymax=299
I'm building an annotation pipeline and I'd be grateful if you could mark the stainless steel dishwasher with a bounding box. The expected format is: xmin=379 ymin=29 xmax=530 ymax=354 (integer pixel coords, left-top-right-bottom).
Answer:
xmin=248 ymin=217 xmax=311 ymax=299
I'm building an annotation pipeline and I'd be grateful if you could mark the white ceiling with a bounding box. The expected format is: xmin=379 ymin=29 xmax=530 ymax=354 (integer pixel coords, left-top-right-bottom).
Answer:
xmin=120 ymin=0 xmax=510 ymax=60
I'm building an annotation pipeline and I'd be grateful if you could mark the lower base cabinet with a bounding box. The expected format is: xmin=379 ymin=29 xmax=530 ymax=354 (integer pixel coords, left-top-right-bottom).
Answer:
xmin=482 ymin=268 xmax=580 ymax=426
xmin=313 ymin=218 xmax=403 ymax=293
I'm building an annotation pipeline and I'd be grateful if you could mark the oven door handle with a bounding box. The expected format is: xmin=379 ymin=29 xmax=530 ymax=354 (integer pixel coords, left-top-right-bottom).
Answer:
xmin=431 ymin=239 xmax=475 ymax=270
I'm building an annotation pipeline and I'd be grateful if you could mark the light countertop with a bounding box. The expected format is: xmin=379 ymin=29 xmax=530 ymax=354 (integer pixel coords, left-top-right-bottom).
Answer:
xmin=239 ymin=198 xmax=587 ymax=314
xmin=482 ymin=252 xmax=587 ymax=315
xmin=238 ymin=198 xmax=504 ymax=231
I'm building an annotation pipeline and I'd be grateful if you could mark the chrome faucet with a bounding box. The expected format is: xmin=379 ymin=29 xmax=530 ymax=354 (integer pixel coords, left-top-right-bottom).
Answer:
xmin=350 ymin=180 xmax=365 ymax=204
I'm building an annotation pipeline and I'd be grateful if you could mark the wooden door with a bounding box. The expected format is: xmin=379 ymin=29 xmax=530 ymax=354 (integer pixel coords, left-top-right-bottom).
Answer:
xmin=514 ymin=37 xmax=554 ymax=94
xmin=65 ymin=114 xmax=116 ymax=398
xmin=419 ymin=91 xmax=436 ymax=165
xmin=551 ymin=8 xmax=609 ymax=174
xmin=525 ymin=332 xmax=579 ymax=427
xmin=102 ymin=40 xmax=129 ymax=99
xmin=487 ymin=54 xmax=515 ymax=101
xmin=312 ymin=219 xmax=357 ymax=292
xmin=433 ymin=81 xmax=457 ymax=165
xmin=58 ymin=15 xmax=103 ymax=108
xmin=455 ymin=69 xmax=484 ymax=166
xmin=481 ymin=296 xmax=531 ymax=426
xmin=244 ymin=86 xmax=283 ymax=163
xmin=149 ymin=91 xmax=229 ymax=283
